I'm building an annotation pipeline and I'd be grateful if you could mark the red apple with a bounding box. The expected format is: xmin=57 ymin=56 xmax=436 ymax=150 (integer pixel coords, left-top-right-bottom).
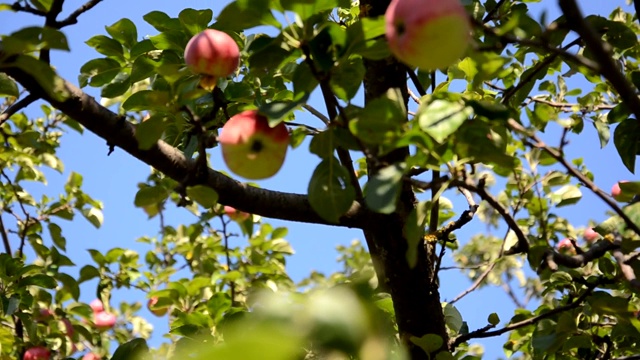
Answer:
xmin=224 ymin=206 xmax=250 ymax=222
xmin=184 ymin=29 xmax=239 ymax=78
xmin=385 ymin=0 xmax=471 ymax=70
xmin=219 ymin=110 xmax=290 ymax=180
xmin=82 ymin=353 xmax=101 ymax=360
xmin=558 ymin=238 xmax=576 ymax=255
xmin=611 ymin=181 xmax=633 ymax=202
xmin=93 ymin=311 xmax=116 ymax=330
xmin=23 ymin=347 xmax=50 ymax=360
xmin=584 ymin=228 xmax=599 ymax=243
xmin=147 ymin=297 xmax=169 ymax=317
xmin=36 ymin=309 xmax=53 ymax=322
xmin=62 ymin=318 xmax=73 ymax=337
xmin=89 ymin=299 xmax=104 ymax=313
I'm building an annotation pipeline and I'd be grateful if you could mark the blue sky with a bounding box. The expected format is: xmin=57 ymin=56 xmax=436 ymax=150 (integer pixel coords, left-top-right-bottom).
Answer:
xmin=0 ymin=0 xmax=634 ymax=358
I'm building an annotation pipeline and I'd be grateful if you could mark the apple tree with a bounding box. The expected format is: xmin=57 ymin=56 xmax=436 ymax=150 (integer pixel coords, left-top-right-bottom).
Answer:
xmin=2 ymin=0 xmax=640 ymax=359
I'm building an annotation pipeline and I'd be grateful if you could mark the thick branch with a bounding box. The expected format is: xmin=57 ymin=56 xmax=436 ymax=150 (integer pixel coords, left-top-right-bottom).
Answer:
xmin=2 ymin=66 xmax=372 ymax=229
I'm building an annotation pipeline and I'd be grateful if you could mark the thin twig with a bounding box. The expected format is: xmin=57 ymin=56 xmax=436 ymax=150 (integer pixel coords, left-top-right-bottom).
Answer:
xmin=302 ymin=104 xmax=330 ymax=125
xmin=450 ymin=280 xmax=600 ymax=348
xmin=0 ymin=94 xmax=39 ymax=126
xmin=55 ymin=0 xmax=104 ymax=27
xmin=559 ymin=0 xmax=640 ymax=123
xmin=0 ymin=216 xmax=12 ymax=255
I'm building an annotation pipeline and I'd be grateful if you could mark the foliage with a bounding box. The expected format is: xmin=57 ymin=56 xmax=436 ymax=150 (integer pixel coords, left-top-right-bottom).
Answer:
xmin=2 ymin=0 xmax=640 ymax=359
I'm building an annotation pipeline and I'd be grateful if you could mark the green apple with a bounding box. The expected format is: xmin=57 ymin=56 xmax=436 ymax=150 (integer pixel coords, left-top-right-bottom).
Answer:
xmin=219 ymin=110 xmax=289 ymax=180
xmin=147 ymin=297 xmax=169 ymax=317
xmin=385 ymin=0 xmax=471 ymax=70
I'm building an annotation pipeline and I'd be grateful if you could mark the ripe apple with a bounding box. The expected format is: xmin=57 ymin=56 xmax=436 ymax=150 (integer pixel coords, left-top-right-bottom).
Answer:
xmin=385 ymin=0 xmax=471 ymax=70
xmin=584 ymin=227 xmax=599 ymax=243
xmin=611 ymin=181 xmax=633 ymax=202
xmin=147 ymin=297 xmax=168 ymax=317
xmin=83 ymin=353 xmax=101 ymax=360
xmin=23 ymin=347 xmax=50 ymax=360
xmin=224 ymin=205 xmax=250 ymax=222
xmin=89 ymin=299 xmax=104 ymax=313
xmin=36 ymin=309 xmax=53 ymax=322
xmin=557 ymin=238 xmax=576 ymax=255
xmin=219 ymin=110 xmax=290 ymax=180
xmin=61 ymin=318 xmax=74 ymax=337
xmin=184 ymin=29 xmax=240 ymax=90
xmin=93 ymin=311 xmax=116 ymax=330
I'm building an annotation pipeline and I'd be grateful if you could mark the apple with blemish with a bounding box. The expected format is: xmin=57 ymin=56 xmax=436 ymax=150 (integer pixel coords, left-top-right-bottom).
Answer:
xmin=385 ymin=0 xmax=471 ymax=70
xmin=23 ymin=347 xmax=50 ymax=360
xmin=219 ymin=110 xmax=290 ymax=180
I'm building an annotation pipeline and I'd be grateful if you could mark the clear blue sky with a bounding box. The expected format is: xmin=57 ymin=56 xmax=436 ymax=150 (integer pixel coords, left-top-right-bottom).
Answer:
xmin=0 ymin=0 xmax=633 ymax=358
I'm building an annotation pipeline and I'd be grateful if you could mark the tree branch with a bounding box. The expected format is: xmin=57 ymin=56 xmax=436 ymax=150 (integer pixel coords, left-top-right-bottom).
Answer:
xmin=559 ymin=0 xmax=640 ymax=122
xmin=55 ymin=0 xmax=104 ymax=27
xmin=450 ymin=280 xmax=599 ymax=348
xmin=1 ymin=65 xmax=374 ymax=229
xmin=0 ymin=93 xmax=39 ymax=126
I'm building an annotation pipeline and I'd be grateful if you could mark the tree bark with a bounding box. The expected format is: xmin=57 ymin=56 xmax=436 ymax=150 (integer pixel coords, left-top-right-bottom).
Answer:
xmin=360 ymin=1 xmax=449 ymax=358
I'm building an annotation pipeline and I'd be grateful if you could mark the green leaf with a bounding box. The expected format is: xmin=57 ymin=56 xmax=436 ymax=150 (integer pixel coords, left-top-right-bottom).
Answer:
xmin=5 ymin=55 xmax=69 ymax=102
xmin=443 ymin=303 xmax=463 ymax=333
xmin=134 ymin=186 xmax=169 ymax=207
xmin=78 ymin=58 xmax=122 ymax=88
xmin=47 ymin=223 xmax=66 ymax=251
xmin=56 ymin=273 xmax=80 ymax=300
xmin=404 ymin=201 xmax=429 ymax=268
xmin=365 ymin=163 xmax=404 ymax=214
xmin=143 ymin=11 xmax=182 ymax=32
xmin=330 ymin=56 xmax=365 ymax=102
xmin=85 ymin=35 xmax=124 ymax=59
xmin=548 ymin=184 xmax=582 ymax=207
xmin=105 ymin=18 xmax=138 ymax=49
xmin=78 ymin=265 xmax=100 ymax=283
xmin=82 ymin=207 xmax=103 ymax=228
xmin=19 ymin=274 xmax=56 ymax=289
xmin=0 ymin=73 xmax=19 ymax=97
xmin=346 ymin=17 xmax=390 ymax=60
xmin=280 ymin=0 xmax=349 ymax=21
xmin=122 ymin=90 xmax=170 ymax=112
xmin=614 ymin=118 xmax=640 ymax=173
xmin=309 ymin=22 xmax=347 ymax=72
xmin=101 ymin=75 xmax=131 ymax=98
xmin=417 ymin=99 xmax=473 ymax=143
xmin=178 ymin=8 xmax=213 ymax=35
xmin=349 ymin=97 xmax=404 ymax=145
xmin=410 ymin=334 xmax=443 ymax=354
xmin=111 ymin=338 xmax=149 ymax=360
xmin=588 ymin=291 xmax=630 ymax=315
xmin=135 ymin=115 xmax=166 ymax=150
xmin=148 ymin=31 xmax=189 ymax=52
xmin=213 ymin=0 xmax=280 ymax=31
xmin=28 ymin=0 xmax=52 ymax=11
xmin=259 ymin=93 xmax=309 ymax=123
xmin=309 ymin=130 xmax=335 ymax=159
xmin=308 ymin=157 xmax=356 ymax=223
xmin=488 ymin=312 xmax=500 ymax=326
xmin=186 ymin=185 xmax=218 ymax=209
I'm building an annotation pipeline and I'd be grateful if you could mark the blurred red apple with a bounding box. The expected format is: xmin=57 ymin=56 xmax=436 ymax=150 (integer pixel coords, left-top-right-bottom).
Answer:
xmin=558 ymin=238 xmax=576 ymax=255
xmin=89 ymin=299 xmax=104 ymax=313
xmin=584 ymin=228 xmax=599 ymax=243
xmin=23 ymin=347 xmax=50 ymax=360
xmin=385 ymin=0 xmax=471 ymax=70
xmin=611 ymin=181 xmax=633 ymax=202
xmin=61 ymin=318 xmax=73 ymax=337
xmin=219 ymin=110 xmax=289 ymax=179
xmin=36 ymin=309 xmax=53 ymax=322
xmin=184 ymin=29 xmax=239 ymax=78
xmin=82 ymin=353 xmax=101 ymax=360
xmin=147 ymin=297 xmax=169 ymax=317
xmin=94 ymin=311 xmax=116 ymax=330
xmin=224 ymin=206 xmax=250 ymax=222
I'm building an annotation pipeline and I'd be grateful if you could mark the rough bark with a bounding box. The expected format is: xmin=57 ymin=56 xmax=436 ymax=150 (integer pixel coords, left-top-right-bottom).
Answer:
xmin=360 ymin=1 xmax=449 ymax=358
